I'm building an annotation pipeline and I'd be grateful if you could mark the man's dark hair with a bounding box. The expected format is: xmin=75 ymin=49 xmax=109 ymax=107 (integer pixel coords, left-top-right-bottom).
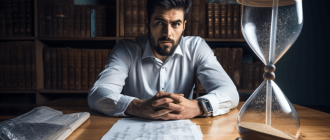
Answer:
xmin=147 ymin=0 xmax=192 ymax=24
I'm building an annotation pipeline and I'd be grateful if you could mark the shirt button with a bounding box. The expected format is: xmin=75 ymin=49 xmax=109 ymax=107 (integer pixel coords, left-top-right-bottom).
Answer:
xmin=162 ymin=88 xmax=164 ymax=90
xmin=162 ymin=67 xmax=164 ymax=69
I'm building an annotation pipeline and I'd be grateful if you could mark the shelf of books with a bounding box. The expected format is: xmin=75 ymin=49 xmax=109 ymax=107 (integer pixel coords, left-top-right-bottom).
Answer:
xmin=0 ymin=0 xmax=261 ymax=109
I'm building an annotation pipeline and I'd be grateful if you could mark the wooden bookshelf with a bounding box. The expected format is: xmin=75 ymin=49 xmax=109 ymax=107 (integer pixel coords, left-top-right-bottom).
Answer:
xmin=0 ymin=0 xmax=254 ymax=107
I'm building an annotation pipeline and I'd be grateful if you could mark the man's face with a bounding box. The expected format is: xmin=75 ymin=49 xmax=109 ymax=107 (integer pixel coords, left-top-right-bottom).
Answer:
xmin=148 ymin=6 xmax=186 ymax=56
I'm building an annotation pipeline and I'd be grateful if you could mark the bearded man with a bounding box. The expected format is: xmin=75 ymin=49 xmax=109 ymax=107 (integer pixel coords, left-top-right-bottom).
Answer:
xmin=88 ymin=0 xmax=239 ymax=120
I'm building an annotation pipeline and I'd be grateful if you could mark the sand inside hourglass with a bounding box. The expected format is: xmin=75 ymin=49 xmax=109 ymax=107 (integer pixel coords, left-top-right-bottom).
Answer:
xmin=238 ymin=122 xmax=296 ymax=140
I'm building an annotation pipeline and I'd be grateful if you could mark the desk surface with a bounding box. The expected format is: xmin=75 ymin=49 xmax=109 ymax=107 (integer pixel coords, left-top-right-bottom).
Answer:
xmin=1 ymin=98 xmax=330 ymax=140
xmin=39 ymin=98 xmax=330 ymax=140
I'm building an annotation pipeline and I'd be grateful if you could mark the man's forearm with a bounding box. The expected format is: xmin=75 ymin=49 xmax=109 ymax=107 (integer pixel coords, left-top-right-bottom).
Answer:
xmin=125 ymin=99 xmax=140 ymax=116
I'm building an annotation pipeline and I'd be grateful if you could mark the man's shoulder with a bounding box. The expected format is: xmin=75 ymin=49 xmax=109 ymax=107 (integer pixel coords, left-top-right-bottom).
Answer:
xmin=182 ymin=36 xmax=205 ymax=49
xmin=117 ymin=34 xmax=148 ymax=51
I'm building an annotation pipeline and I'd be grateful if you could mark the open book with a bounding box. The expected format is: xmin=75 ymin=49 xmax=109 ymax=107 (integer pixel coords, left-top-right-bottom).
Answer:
xmin=0 ymin=106 xmax=90 ymax=140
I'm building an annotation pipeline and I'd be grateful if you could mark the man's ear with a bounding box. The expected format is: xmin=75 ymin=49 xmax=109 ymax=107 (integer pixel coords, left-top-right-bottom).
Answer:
xmin=183 ymin=20 xmax=187 ymax=31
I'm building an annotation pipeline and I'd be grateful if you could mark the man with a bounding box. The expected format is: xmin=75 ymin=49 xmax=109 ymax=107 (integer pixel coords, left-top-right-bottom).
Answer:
xmin=88 ymin=0 xmax=239 ymax=120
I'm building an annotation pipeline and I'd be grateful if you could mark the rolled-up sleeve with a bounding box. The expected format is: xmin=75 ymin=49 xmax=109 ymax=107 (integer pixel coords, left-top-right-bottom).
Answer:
xmin=195 ymin=39 xmax=239 ymax=116
xmin=88 ymin=40 xmax=137 ymax=117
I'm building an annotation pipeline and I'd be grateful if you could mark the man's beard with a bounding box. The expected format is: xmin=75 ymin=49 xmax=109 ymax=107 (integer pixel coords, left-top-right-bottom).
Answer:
xmin=148 ymin=29 xmax=182 ymax=56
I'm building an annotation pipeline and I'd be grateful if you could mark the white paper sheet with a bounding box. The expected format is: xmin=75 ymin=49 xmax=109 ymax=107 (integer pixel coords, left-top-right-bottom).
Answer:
xmin=101 ymin=118 xmax=203 ymax=140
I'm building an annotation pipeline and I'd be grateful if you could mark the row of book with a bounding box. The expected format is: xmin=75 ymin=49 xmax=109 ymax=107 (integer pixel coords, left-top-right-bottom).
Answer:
xmin=0 ymin=0 xmax=33 ymax=37
xmin=119 ymin=0 xmax=243 ymax=39
xmin=198 ymin=61 xmax=265 ymax=90
xmin=38 ymin=3 xmax=107 ymax=38
xmin=119 ymin=0 xmax=148 ymax=37
xmin=43 ymin=47 xmax=112 ymax=90
xmin=0 ymin=41 xmax=36 ymax=91
xmin=206 ymin=0 xmax=243 ymax=39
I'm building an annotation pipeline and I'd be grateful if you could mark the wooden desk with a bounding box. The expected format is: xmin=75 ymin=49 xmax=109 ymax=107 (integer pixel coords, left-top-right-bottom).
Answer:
xmin=2 ymin=98 xmax=330 ymax=140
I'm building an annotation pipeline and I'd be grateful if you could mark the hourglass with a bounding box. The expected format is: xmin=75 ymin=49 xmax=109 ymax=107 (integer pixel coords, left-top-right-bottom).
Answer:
xmin=236 ymin=0 xmax=303 ymax=140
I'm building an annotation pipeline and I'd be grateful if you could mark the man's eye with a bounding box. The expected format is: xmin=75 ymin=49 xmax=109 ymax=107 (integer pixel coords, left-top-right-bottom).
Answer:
xmin=172 ymin=23 xmax=180 ymax=27
xmin=156 ymin=21 xmax=164 ymax=25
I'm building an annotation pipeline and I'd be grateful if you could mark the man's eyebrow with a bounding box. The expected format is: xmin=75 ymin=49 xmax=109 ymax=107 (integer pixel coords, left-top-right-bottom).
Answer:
xmin=154 ymin=17 xmax=183 ymax=23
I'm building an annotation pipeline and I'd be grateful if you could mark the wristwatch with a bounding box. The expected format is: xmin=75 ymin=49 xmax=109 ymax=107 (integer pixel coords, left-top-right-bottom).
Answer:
xmin=197 ymin=98 xmax=213 ymax=117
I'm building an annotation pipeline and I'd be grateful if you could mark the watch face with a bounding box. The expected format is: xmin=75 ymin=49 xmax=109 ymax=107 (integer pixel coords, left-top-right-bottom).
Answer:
xmin=204 ymin=100 xmax=212 ymax=111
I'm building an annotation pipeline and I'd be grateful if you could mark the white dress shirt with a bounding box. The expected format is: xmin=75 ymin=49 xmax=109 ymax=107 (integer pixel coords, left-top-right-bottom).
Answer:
xmin=88 ymin=34 xmax=239 ymax=117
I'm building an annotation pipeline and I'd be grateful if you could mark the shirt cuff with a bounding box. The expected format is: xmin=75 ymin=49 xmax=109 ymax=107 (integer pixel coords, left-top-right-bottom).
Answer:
xmin=115 ymin=95 xmax=138 ymax=117
xmin=197 ymin=92 xmax=232 ymax=116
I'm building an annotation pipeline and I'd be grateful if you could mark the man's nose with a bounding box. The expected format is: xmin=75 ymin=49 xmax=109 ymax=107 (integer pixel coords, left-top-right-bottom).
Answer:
xmin=163 ymin=24 xmax=172 ymax=39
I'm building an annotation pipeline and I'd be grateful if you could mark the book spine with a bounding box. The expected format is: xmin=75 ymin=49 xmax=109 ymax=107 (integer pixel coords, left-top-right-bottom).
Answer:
xmin=221 ymin=47 xmax=228 ymax=73
xmin=68 ymin=4 xmax=74 ymax=37
xmin=199 ymin=0 xmax=206 ymax=38
xmin=43 ymin=46 xmax=51 ymax=89
xmin=45 ymin=3 xmax=52 ymax=37
xmin=214 ymin=2 xmax=220 ymax=38
xmin=56 ymin=48 xmax=62 ymax=89
xmin=220 ymin=1 xmax=227 ymax=38
xmin=52 ymin=4 xmax=58 ymax=37
xmin=67 ymin=48 xmax=74 ymax=89
xmin=120 ymin=0 xmax=124 ymax=36
xmin=227 ymin=48 xmax=235 ymax=81
xmin=247 ymin=63 xmax=254 ymax=89
xmin=80 ymin=5 xmax=86 ymax=37
xmin=215 ymin=47 xmax=221 ymax=64
xmin=233 ymin=48 xmax=243 ymax=89
xmin=95 ymin=6 xmax=102 ymax=37
xmin=191 ymin=0 xmax=200 ymax=36
xmin=85 ymin=5 xmax=91 ymax=38
xmin=207 ymin=2 xmax=213 ymax=38
xmin=12 ymin=0 xmax=19 ymax=37
xmin=0 ymin=42 xmax=3 ymax=90
xmin=131 ymin=0 xmax=138 ymax=36
xmin=74 ymin=49 xmax=81 ymax=90
xmin=238 ymin=4 xmax=243 ymax=39
xmin=95 ymin=49 xmax=102 ymax=80
xmin=101 ymin=5 xmax=106 ymax=37
xmin=17 ymin=42 xmax=25 ymax=90
xmin=226 ymin=3 xmax=233 ymax=38
xmin=124 ymin=0 xmax=131 ymax=36
xmin=31 ymin=42 xmax=35 ymax=90
xmin=90 ymin=5 xmax=96 ymax=37
xmin=50 ymin=47 xmax=57 ymax=89
xmin=4 ymin=0 xmax=12 ymax=36
xmin=74 ymin=5 xmax=80 ymax=37
xmin=0 ymin=0 xmax=5 ymax=37
xmin=88 ymin=49 xmax=95 ymax=88
xmin=62 ymin=4 xmax=68 ymax=37
xmin=25 ymin=0 xmax=32 ymax=36
xmin=24 ymin=42 xmax=31 ymax=90
xmin=38 ymin=2 xmax=45 ymax=37
xmin=4 ymin=42 xmax=11 ymax=90
xmin=232 ymin=4 xmax=239 ymax=38
xmin=185 ymin=5 xmax=192 ymax=36
xmin=241 ymin=63 xmax=248 ymax=89
xmin=81 ymin=49 xmax=88 ymax=90
xmin=57 ymin=4 xmax=63 ymax=37
xmin=138 ymin=0 xmax=145 ymax=36
xmin=19 ymin=0 xmax=25 ymax=37
xmin=11 ymin=42 xmax=18 ymax=90
xmin=101 ymin=49 xmax=109 ymax=71
xmin=61 ymin=48 xmax=68 ymax=89
xmin=254 ymin=62 xmax=261 ymax=89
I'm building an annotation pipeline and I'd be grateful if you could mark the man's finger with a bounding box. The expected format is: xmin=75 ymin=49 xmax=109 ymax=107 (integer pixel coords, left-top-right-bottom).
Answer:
xmin=160 ymin=113 xmax=182 ymax=120
xmin=150 ymin=109 xmax=173 ymax=118
xmin=167 ymin=103 xmax=184 ymax=111
xmin=152 ymin=98 xmax=174 ymax=107
xmin=175 ymin=93 xmax=184 ymax=97
xmin=156 ymin=91 xmax=184 ymax=103
xmin=156 ymin=91 xmax=172 ymax=98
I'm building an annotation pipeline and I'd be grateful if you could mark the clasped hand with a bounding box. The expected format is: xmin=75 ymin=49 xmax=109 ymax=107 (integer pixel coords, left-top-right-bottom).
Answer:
xmin=125 ymin=91 xmax=202 ymax=120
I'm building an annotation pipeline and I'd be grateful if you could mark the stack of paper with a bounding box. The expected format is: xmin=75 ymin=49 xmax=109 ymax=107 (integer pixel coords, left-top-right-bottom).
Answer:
xmin=101 ymin=117 xmax=203 ymax=140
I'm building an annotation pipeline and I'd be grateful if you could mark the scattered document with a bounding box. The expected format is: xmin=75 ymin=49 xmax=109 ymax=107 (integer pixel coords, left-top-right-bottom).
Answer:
xmin=101 ymin=118 xmax=203 ymax=140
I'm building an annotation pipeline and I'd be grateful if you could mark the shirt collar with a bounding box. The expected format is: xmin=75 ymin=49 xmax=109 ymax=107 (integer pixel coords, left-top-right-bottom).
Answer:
xmin=142 ymin=38 xmax=183 ymax=60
